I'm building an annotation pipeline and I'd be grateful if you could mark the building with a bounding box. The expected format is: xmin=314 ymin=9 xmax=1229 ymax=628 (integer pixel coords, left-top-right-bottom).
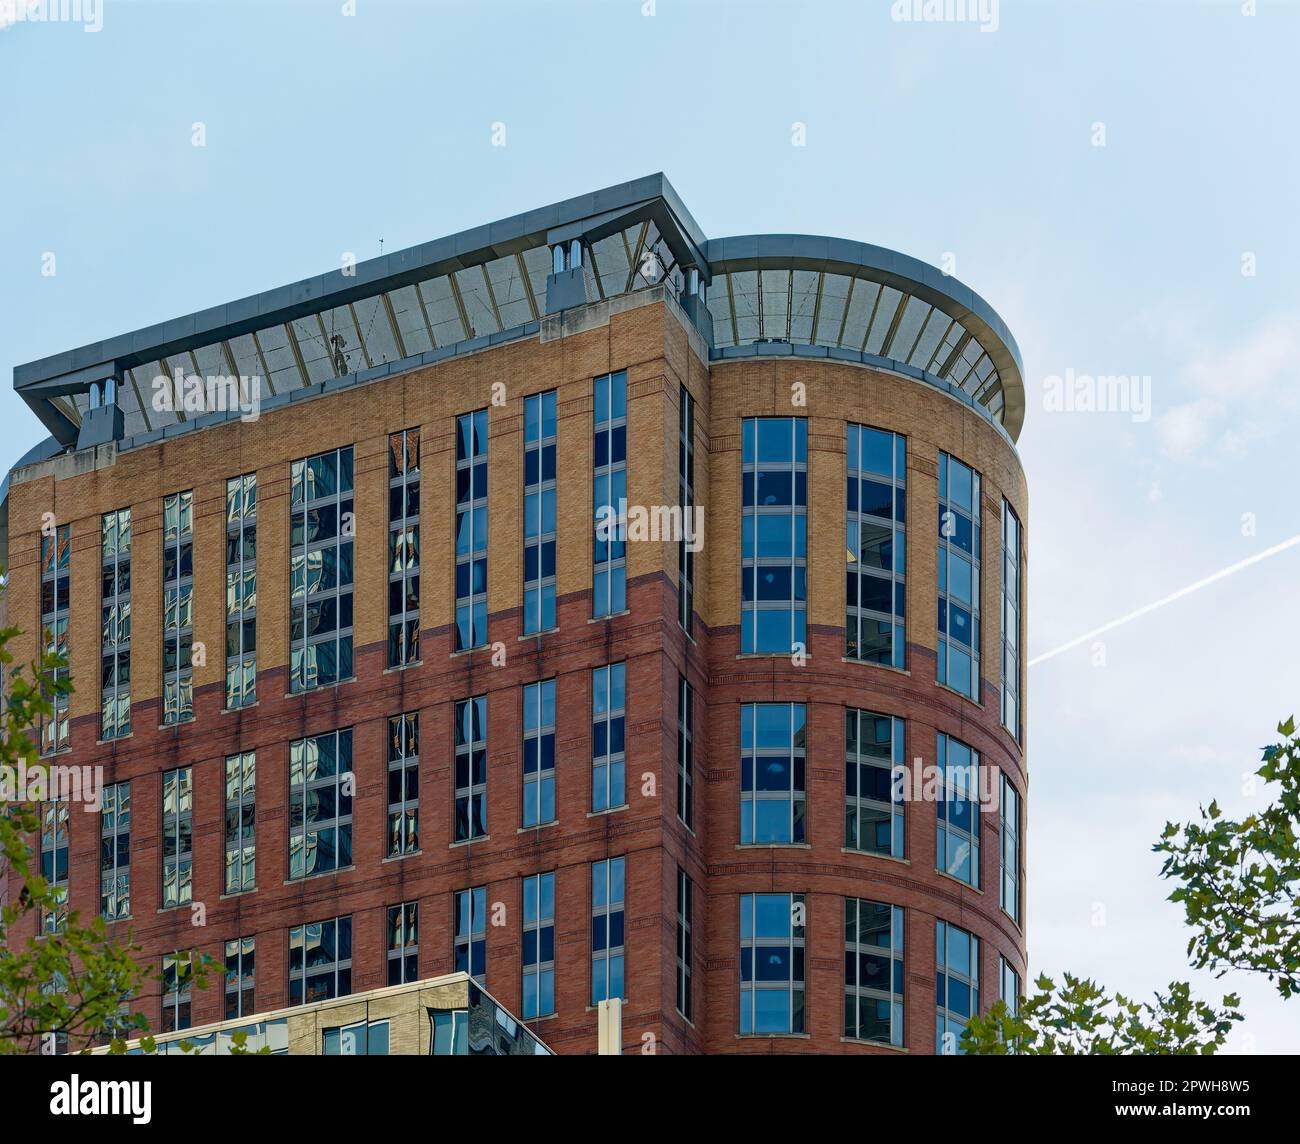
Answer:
xmin=88 ymin=972 xmax=552 ymax=1056
xmin=2 ymin=173 xmax=1027 ymax=1055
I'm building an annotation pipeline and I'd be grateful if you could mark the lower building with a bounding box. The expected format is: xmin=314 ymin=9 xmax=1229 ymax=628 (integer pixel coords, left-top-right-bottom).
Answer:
xmin=90 ymin=972 xmax=551 ymax=1056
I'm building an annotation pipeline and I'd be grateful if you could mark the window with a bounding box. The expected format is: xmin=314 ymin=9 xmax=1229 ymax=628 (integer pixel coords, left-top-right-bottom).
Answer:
xmin=591 ymin=857 xmax=625 ymax=1005
xmin=454 ymin=697 xmax=487 ymax=842
xmin=741 ymin=417 xmax=807 ymax=654
xmin=936 ymin=733 xmax=981 ymax=888
xmin=522 ymin=680 xmax=556 ymax=827
xmin=740 ymin=702 xmax=806 ymax=845
xmin=387 ymin=713 xmax=419 ymax=856
xmin=225 ymin=473 xmax=257 ymax=709
xmin=162 ymin=952 xmax=193 ymax=1032
xmin=225 ymin=937 xmax=255 ymax=1020
xmin=454 ymin=886 xmax=486 ymax=985
xmin=387 ymin=901 xmax=419 ymax=985
xmin=523 ymin=391 xmax=557 ymax=634
xmin=1000 ymin=773 xmax=1021 ymax=925
xmin=224 ymin=752 xmax=255 ymax=894
xmin=937 ymin=452 xmax=981 ymax=699
xmin=40 ymin=799 xmax=68 ymax=934
xmin=39 ymin=523 xmax=70 ymax=754
xmin=1001 ymin=499 xmax=1022 ymax=739
xmin=162 ymin=490 xmax=194 ymax=724
xmin=592 ymin=663 xmax=626 ymax=811
xmin=677 ymin=675 xmax=693 ymax=829
xmin=592 ymin=369 xmax=627 ymax=617
xmin=289 ymin=729 xmax=354 ymax=878
xmin=388 ymin=428 xmax=421 ymax=666
xmin=936 ymin=920 xmax=979 ymax=1054
xmin=844 ymin=899 xmax=903 ymax=1046
xmin=739 ymin=892 xmax=805 ymax=1035
xmin=522 ymin=872 xmax=555 ymax=1019
xmin=846 ymin=424 xmax=906 ymax=667
xmin=678 ymin=383 xmax=695 ymax=633
xmin=100 ymin=508 xmax=131 ymax=740
xmin=455 ymin=410 xmax=488 ymax=651
xmin=100 ymin=781 xmax=130 ymax=920
xmin=430 ymin=1010 xmax=468 ymax=1056
xmin=845 ymin=709 xmax=904 ymax=858
xmin=676 ymin=867 xmax=692 ymax=1021
xmin=161 ymin=767 xmax=192 ymax=909
xmin=290 ymin=446 xmax=354 ymax=690
xmin=323 ymin=1019 xmax=389 ymax=1055
xmin=999 ymin=955 xmax=1020 ymax=1018
xmin=289 ymin=916 xmax=352 ymax=1005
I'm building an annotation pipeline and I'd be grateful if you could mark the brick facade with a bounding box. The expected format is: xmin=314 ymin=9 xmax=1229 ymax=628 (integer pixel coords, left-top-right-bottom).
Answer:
xmin=6 ymin=292 xmax=1027 ymax=1055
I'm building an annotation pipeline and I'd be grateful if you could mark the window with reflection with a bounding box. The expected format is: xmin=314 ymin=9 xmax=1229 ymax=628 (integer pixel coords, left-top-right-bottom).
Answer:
xmin=224 ymin=752 xmax=255 ymax=894
xmin=844 ymin=898 xmax=904 ymax=1046
xmin=454 ymin=886 xmax=486 ymax=985
xmin=39 ymin=523 xmax=70 ymax=754
xmin=323 ymin=1019 xmax=388 ymax=1055
xmin=161 ymin=767 xmax=192 ymax=909
xmin=593 ymin=370 xmax=627 ymax=618
xmin=1001 ymin=498 xmax=1022 ymax=739
xmin=937 ymin=452 xmax=981 ymax=699
xmin=40 ymin=799 xmax=68 ymax=934
xmin=455 ymin=410 xmax=489 ymax=650
xmin=522 ymin=680 xmax=556 ymax=827
xmin=936 ymin=920 xmax=979 ymax=1054
xmin=678 ymin=383 xmax=696 ymax=633
xmin=845 ymin=709 xmax=904 ymax=858
xmin=591 ymin=857 xmax=625 ymax=1005
xmin=100 ymin=508 xmax=131 ymax=740
xmin=1000 ymin=955 xmax=1020 ymax=1018
xmin=741 ymin=418 xmax=807 ymax=654
xmin=162 ymin=490 xmax=194 ymax=724
xmin=522 ymin=873 xmax=555 ymax=1019
xmin=225 ymin=474 xmax=257 ymax=708
xmin=740 ymin=702 xmax=806 ymax=845
xmin=739 ymin=892 xmax=805 ymax=1035
xmin=676 ymin=868 xmax=692 ymax=1022
xmin=388 ymin=428 xmax=421 ymax=666
xmin=100 ymin=781 xmax=130 ymax=920
xmin=224 ymin=937 xmax=255 ymax=1020
xmin=289 ymin=729 xmax=353 ymax=879
xmin=387 ymin=713 xmax=419 ymax=856
xmin=677 ymin=675 xmax=693 ymax=830
xmin=936 ymin=732 xmax=981 ymax=888
xmin=592 ymin=663 xmax=626 ymax=812
xmin=454 ymin=697 xmax=487 ymax=842
xmin=846 ymin=424 xmax=906 ymax=667
xmin=387 ymin=901 xmax=418 ymax=985
xmin=289 ymin=915 xmax=352 ymax=1005
xmin=523 ymin=392 xmax=557 ymax=634
xmin=162 ymin=952 xmax=193 ymax=1033
xmin=1000 ymin=772 xmax=1021 ymax=925
xmin=290 ymin=447 xmax=354 ymax=690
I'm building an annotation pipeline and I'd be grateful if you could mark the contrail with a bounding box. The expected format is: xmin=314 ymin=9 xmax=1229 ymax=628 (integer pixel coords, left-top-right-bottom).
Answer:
xmin=1029 ymin=533 xmax=1300 ymax=668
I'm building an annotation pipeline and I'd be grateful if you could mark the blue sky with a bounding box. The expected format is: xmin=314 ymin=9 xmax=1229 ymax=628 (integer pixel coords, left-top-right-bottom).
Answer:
xmin=3 ymin=0 xmax=1298 ymax=1050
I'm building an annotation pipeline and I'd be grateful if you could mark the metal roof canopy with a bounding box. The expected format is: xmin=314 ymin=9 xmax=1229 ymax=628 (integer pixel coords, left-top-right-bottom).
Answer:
xmin=11 ymin=173 xmax=1024 ymax=445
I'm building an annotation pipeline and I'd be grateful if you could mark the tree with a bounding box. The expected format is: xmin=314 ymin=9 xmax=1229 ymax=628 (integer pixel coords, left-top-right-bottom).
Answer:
xmin=962 ymin=975 xmax=1241 ymax=1055
xmin=0 ymin=623 xmax=154 ymax=1053
xmin=965 ymin=714 xmax=1300 ymax=1054
xmin=1156 ymin=716 xmax=1300 ymax=999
